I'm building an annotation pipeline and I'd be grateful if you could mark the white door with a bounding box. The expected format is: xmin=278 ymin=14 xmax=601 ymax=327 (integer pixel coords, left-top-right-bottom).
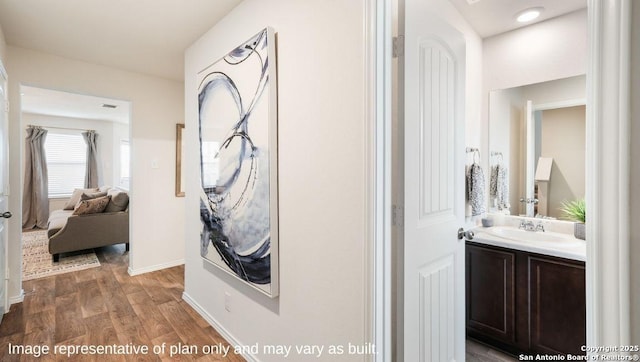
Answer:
xmin=403 ymin=4 xmax=467 ymax=361
xmin=0 ymin=64 xmax=9 ymax=322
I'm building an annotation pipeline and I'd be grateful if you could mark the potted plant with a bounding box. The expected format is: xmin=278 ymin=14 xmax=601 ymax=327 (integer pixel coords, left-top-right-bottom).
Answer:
xmin=560 ymin=198 xmax=586 ymax=240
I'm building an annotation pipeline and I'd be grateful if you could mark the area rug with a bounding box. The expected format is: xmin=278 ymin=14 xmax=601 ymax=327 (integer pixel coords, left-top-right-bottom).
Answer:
xmin=22 ymin=230 xmax=101 ymax=281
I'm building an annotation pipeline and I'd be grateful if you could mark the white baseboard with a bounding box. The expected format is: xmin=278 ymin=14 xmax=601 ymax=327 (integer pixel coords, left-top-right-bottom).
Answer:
xmin=182 ymin=292 xmax=259 ymax=362
xmin=127 ymin=259 xmax=185 ymax=276
xmin=9 ymin=289 xmax=24 ymax=305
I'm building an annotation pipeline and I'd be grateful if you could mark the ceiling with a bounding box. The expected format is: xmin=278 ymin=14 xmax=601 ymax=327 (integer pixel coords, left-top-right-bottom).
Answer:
xmin=449 ymin=0 xmax=586 ymax=38
xmin=2 ymin=0 xmax=586 ymax=122
xmin=0 ymin=0 xmax=244 ymax=81
xmin=0 ymin=0 xmax=243 ymax=122
xmin=21 ymin=86 xmax=131 ymax=124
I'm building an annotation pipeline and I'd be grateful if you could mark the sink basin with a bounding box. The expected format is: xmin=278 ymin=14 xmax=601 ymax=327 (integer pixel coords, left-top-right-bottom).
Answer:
xmin=479 ymin=226 xmax=580 ymax=246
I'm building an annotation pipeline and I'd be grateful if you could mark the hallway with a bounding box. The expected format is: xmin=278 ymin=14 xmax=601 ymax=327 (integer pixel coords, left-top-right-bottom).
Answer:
xmin=0 ymin=244 xmax=243 ymax=361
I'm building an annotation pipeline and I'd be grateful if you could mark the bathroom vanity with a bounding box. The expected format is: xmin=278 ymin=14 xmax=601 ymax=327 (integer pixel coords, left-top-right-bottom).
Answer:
xmin=466 ymin=221 xmax=586 ymax=357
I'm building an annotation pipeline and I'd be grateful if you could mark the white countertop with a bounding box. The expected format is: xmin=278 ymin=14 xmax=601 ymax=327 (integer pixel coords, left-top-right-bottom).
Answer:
xmin=470 ymin=226 xmax=587 ymax=262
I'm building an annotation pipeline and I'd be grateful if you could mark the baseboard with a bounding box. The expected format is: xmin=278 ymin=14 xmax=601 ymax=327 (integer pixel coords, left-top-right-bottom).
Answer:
xmin=9 ymin=289 xmax=24 ymax=305
xmin=127 ymin=259 xmax=185 ymax=276
xmin=182 ymin=292 xmax=259 ymax=362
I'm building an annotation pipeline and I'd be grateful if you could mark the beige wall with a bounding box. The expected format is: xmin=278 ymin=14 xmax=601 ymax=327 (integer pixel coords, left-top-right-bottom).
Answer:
xmin=539 ymin=106 xmax=585 ymax=218
xmin=184 ymin=1 xmax=370 ymax=360
xmin=630 ymin=0 xmax=640 ymax=346
xmin=6 ymin=46 xmax=185 ymax=300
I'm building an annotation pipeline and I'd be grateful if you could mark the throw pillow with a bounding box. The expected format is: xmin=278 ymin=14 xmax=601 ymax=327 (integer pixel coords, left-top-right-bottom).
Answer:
xmin=63 ymin=188 xmax=99 ymax=210
xmin=105 ymin=190 xmax=129 ymax=212
xmin=72 ymin=195 xmax=111 ymax=215
xmin=75 ymin=191 xmax=108 ymax=210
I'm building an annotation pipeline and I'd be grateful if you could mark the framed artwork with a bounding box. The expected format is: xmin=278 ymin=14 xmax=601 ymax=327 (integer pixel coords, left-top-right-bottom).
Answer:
xmin=197 ymin=27 xmax=279 ymax=297
xmin=175 ymin=123 xmax=185 ymax=197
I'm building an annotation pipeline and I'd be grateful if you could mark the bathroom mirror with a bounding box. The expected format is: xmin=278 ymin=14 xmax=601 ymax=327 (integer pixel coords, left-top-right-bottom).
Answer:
xmin=488 ymin=75 xmax=586 ymax=218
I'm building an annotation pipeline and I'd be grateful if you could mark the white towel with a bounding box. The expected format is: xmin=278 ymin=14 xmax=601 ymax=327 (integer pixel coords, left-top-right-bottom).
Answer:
xmin=466 ymin=163 xmax=486 ymax=216
xmin=490 ymin=164 xmax=510 ymax=210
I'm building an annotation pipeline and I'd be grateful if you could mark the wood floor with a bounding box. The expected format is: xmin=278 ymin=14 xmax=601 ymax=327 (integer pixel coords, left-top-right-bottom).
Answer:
xmin=0 ymin=243 xmax=244 ymax=361
xmin=466 ymin=339 xmax=517 ymax=362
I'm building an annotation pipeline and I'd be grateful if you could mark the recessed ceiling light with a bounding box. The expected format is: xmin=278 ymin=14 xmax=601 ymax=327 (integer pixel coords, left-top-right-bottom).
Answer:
xmin=516 ymin=7 xmax=544 ymax=23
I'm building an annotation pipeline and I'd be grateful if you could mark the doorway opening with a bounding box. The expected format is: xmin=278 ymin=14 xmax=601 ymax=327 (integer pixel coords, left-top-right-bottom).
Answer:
xmin=19 ymin=86 xmax=131 ymax=284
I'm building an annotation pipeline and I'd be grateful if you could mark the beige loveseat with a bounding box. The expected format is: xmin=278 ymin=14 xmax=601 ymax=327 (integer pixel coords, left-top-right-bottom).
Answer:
xmin=47 ymin=188 xmax=129 ymax=262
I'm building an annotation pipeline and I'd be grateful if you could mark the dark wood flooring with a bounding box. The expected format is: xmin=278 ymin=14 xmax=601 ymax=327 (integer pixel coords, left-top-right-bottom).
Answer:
xmin=0 ymin=243 xmax=245 ymax=361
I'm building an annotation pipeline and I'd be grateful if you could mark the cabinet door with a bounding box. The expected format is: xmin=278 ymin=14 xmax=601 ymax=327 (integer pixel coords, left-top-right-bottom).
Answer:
xmin=466 ymin=243 xmax=516 ymax=345
xmin=529 ymin=256 xmax=586 ymax=356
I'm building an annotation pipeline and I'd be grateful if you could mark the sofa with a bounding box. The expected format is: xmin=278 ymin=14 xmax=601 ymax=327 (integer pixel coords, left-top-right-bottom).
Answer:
xmin=47 ymin=187 xmax=129 ymax=262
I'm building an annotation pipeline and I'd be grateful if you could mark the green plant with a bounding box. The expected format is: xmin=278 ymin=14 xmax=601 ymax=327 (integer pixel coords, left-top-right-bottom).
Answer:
xmin=560 ymin=198 xmax=586 ymax=223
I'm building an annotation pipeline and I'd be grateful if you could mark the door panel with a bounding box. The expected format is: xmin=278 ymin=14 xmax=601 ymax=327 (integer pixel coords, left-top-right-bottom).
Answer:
xmin=404 ymin=4 xmax=467 ymax=361
xmin=418 ymin=40 xmax=455 ymax=219
xmin=419 ymin=255 xmax=454 ymax=361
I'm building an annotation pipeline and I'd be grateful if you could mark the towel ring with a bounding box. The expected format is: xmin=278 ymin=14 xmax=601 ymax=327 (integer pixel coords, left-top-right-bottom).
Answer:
xmin=465 ymin=147 xmax=481 ymax=164
xmin=491 ymin=151 xmax=503 ymax=163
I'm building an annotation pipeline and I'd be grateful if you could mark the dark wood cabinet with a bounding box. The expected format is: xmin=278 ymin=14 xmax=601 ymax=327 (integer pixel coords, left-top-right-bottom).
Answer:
xmin=466 ymin=242 xmax=586 ymax=357
xmin=529 ymin=256 xmax=586 ymax=356
xmin=466 ymin=244 xmax=516 ymax=345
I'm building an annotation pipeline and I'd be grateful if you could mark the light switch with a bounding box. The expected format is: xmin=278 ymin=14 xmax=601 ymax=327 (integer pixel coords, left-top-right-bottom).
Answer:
xmin=151 ymin=159 xmax=159 ymax=169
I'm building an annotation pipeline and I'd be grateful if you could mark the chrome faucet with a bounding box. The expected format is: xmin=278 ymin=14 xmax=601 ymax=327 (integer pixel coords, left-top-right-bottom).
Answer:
xmin=519 ymin=220 xmax=545 ymax=232
xmin=519 ymin=220 xmax=536 ymax=231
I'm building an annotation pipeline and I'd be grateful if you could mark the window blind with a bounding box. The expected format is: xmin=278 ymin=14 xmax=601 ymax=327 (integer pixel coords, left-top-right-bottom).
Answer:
xmin=44 ymin=133 xmax=87 ymax=196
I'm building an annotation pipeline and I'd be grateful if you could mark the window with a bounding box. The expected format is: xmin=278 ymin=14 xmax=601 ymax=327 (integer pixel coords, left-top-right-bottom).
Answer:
xmin=45 ymin=133 xmax=87 ymax=196
xmin=120 ymin=140 xmax=130 ymax=189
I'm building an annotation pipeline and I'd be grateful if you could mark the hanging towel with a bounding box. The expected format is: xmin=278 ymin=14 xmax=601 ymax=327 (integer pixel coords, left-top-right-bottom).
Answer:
xmin=466 ymin=163 xmax=486 ymax=216
xmin=490 ymin=164 xmax=509 ymax=210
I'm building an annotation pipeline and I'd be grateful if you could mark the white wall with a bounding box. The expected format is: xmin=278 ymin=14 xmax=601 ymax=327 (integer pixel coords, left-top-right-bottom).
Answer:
xmin=488 ymin=87 xmax=523 ymax=213
xmin=482 ymin=10 xmax=587 ymax=204
xmin=630 ymin=0 xmax=640 ymax=346
xmin=184 ymin=1 xmax=371 ymax=361
xmin=6 ymin=46 xmax=185 ymax=300
xmin=112 ymin=122 xmax=130 ymax=190
xmin=483 ymin=9 xmax=587 ymax=92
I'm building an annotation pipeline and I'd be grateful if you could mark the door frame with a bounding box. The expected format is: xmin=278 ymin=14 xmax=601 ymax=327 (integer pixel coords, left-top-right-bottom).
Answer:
xmin=369 ymin=0 xmax=634 ymax=359
xmin=585 ymin=0 xmax=632 ymax=348
xmin=0 ymin=60 xmax=7 ymax=318
xmin=368 ymin=0 xmax=394 ymax=361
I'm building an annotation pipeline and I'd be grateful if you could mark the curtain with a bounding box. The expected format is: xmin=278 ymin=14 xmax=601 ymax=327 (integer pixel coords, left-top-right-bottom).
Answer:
xmin=82 ymin=130 xmax=100 ymax=188
xmin=22 ymin=126 xmax=49 ymax=229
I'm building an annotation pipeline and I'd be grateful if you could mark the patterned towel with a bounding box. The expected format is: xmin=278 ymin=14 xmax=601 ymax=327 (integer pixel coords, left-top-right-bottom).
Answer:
xmin=466 ymin=163 xmax=486 ymax=216
xmin=490 ymin=164 xmax=509 ymax=210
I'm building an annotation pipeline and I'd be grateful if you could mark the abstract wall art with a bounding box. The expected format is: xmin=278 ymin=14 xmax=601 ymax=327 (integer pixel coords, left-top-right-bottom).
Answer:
xmin=197 ymin=27 xmax=279 ymax=297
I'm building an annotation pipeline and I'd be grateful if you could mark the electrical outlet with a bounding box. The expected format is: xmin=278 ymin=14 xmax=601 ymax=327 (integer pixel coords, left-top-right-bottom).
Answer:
xmin=224 ymin=292 xmax=231 ymax=312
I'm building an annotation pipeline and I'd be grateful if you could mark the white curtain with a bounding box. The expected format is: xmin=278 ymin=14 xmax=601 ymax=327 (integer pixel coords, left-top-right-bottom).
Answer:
xmin=22 ymin=126 xmax=49 ymax=229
